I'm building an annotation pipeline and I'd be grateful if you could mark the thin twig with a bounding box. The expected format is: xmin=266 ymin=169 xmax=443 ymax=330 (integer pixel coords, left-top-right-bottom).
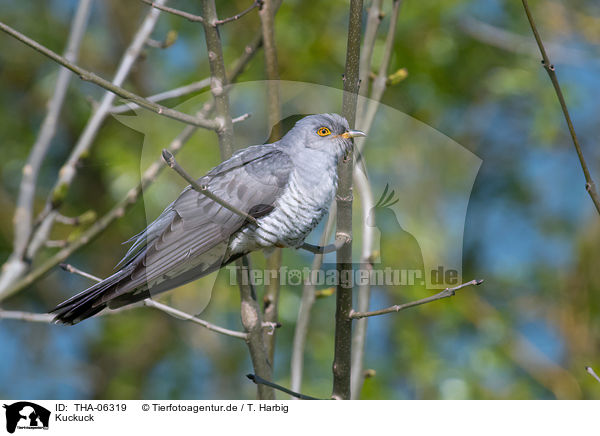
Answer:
xmin=140 ymin=0 xmax=204 ymax=23
xmin=246 ymin=374 xmax=321 ymax=400
xmin=161 ymin=149 xmax=259 ymax=225
xmin=0 ymin=310 xmax=55 ymax=323
xmin=258 ymin=0 xmax=282 ymax=366
xmin=358 ymin=0 xmax=383 ymax=99
xmin=143 ymin=299 xmax=248 ymax=339
xmin=299 ymin=234 xmax=350 ymax=254
xmin=0 ymin=122 xmax=198 ymax=301
xmin=237 ymin=256 xmax=275 ymax=399
xmin=59 ymin=263 xmax=101 ymax=282
xmin=111 ymin=78 xmax=211 ymax=114
xmin=0 ymin=1 xmax=174 ymax=291
xmin=290 ymin=206 xmax=336 ymax=397
xmin=349 ymin=279 xmax=484 ymax=319
xmin=358 ymin=0 xmax=402 ymax=142
xmin=350 ymin=167 xmax=375 ymax=399
xmin=332 ymin=0 xmax=364 ymax=401
xmin=350 ymin=0 xmax=403 ymax=400
xmin=59 ymin=262 xmax=248 ymax=339
xmin=232 ymin=113 xmax=251 ymax=124
xmin=521 ymin=0 xmax=600 ymax=216
xmin=215 ymin=0 xmax=263 ymax=25
xmin=0 ymin=0 xmax=92 ymax=298
xmin=585 ymin=366 xmax=600 ymax=384
xmin=459 ymin=16 xmax=587 ymax=66
xmin=0 ymin=20 xmax=219 ymax=131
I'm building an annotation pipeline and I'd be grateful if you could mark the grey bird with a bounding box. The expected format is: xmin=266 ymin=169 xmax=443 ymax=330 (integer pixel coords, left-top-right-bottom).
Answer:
xmin=51 ymin=113 xmax=365 ymax=324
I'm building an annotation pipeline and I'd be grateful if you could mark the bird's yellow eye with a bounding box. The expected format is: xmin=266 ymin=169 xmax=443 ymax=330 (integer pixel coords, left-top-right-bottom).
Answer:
xmin=316 ymin=127 xmax=331 ymax=137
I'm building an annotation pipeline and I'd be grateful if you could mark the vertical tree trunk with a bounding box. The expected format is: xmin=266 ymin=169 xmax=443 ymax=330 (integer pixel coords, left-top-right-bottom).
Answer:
xmin=332 ymin=0 xmax=363 ymax=400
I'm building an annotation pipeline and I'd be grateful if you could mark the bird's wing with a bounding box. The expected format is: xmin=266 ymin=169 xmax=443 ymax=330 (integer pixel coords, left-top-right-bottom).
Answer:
xmin=108 ymin=144 xmax=293 ymax=298
xmin=52 ymin=144 xmax=293 ymax=323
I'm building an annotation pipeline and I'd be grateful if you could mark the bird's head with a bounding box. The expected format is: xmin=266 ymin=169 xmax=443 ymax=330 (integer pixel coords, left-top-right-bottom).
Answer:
xmin=282 ymin=113 xmax=366 ymax=160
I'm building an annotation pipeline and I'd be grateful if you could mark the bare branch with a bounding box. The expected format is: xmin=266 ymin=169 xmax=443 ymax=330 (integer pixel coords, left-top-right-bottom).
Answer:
xmin=0 ymin=20 xmax=219 ymax=132
xmin=290 ymin=206 xmax=336 ymax=397
xmin=0 ymin=122 xmax=198 ymax=301
xmin=358 ymin=0 xmax=402 ymax=137
xmin=59 ymin=263 xmax=101 ymax=282
xmin=232 ymin=113 xmax=251 ymax=124
xmin=237 ymin=257 xmax=275 ymax=399
xmin=299 ymin=234 xmax=350 ymax=254
xmin=201 ymin=0 xmax=274 ymax=400
xmin=140 ymin=0 xmax=204 ymax=23
xmin=111 ymin=78 xmax=211 ymax=114
xmin=349 ymin=279 xmax=484 ymax=320
xmin=521 ymin=0 xmax=600 ymax=216
xmin=215 ymin=1 xmax=263 ymax=26
xmin=459 ymin=16 xmax=587 ymax=65
xmin=358 ymin=0 xmax=383 ymax=98
xmin=246 ymin=374 xmax=321 ymax=400
xmin=0 ymin=310 xmax=54 ymax=323
xmin=350 ymin=167 xmax=375 ymax=399
xmin=161 ymin=149 xmax=259 ymax=225
xmin=258 ymin=0 xmax=283 ymax=366
xmin=332 ymin=0 xmax=364 ymax=401
xmin=143 ymin=299 xmax=248 ymax=340
xmin=58 ymin=262 xmax=248 ymax=339
xmin=0 ymin=0 xmax=92 ymax=301
xmin=351 ymin=1 xmax=403 ymax=399
xmin=202 ymin=0 xmax=234 ymax=157
xmin=585 ymin=366 xmax=600 ymax=384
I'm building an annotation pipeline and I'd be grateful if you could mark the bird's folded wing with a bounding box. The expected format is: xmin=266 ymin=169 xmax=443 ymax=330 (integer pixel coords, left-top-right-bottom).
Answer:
xmin=107 ymin=144 xmax=293 ymax=299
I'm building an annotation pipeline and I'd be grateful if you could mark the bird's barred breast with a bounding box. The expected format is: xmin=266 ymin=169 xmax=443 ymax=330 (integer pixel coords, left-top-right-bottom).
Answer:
xmin=230 ymin=169 xmax=337 ymax=252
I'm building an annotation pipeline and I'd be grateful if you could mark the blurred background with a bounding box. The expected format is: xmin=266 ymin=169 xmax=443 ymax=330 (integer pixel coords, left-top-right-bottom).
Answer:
xmin=1 ymin=0 xmax=600 ymax=399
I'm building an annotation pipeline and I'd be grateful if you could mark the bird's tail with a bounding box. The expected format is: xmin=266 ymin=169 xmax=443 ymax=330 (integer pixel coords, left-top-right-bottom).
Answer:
xmin=50 ymin=267 xmax=133 ymax=325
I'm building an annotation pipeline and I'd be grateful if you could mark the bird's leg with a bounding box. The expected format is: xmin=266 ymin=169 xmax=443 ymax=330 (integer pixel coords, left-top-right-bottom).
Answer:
xmin=299 ymin=233 xmax=351 ymax=254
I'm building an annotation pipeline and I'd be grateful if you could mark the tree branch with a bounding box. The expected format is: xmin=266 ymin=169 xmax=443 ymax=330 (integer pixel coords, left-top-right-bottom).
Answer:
xmin=215 ymin=1 xmax=263 ymax=26
xmin=140 ymin=0 xmax=204 ymax=23
xmin=290 ymin=206 xmax=336 ymax=397
xmin=358 ymin=0 xmax=402 ymax=141
xmin=358 ymin=0 xmax=383 ymax=99
xmin=201 ymin=0 xmax=274 ymax=400
xmin=332 ymin=0 xmax=363 ymax=401
xmin=351 ymin=0 xmax=403 ymax=399
xmin=350 ymin=167 xmax=375 ymax=399
xmin=585 ymin=366 xmax=600 ymax=384
xmin=349 ymin=279 xmax=484 ymax=319
xmin=161 ymin=149 xmax=259 ymax=225
xmin=59 ymin=262 xmax=248 ymax=339
xmin=298 ymin=234 xmax=350 ymax=254
xmin=521 ymin=0 xmax=600 ymax=216
xmin=246 ymin=374 xmax=321 ymax=400
xmin=143 ymin=299 xmax=248 ymax=340
xmin=0 ymin=20 xmax=219 ymax=132
xmin=258 ymin=0 xmax=283 ymax=365
xmin=0 ymin=310 xmax=54 ymax=323
xmin=110 ymin=78 xmax=211 ymax=114
xmin=0 ymin=121 xmax=198 ymax=302
xmin=12 ymin=0 xmax=92 ymax=260
xmin=0 ymin=0 xmax=92 ymax=302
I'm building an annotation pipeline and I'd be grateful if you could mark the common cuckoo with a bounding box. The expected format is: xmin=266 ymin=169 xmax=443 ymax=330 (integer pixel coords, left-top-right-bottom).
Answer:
xmin=51 ymin=113 xmax=365 ymax=324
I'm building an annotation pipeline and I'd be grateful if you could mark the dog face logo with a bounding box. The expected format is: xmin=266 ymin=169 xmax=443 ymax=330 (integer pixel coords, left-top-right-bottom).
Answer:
xmin=3 ymin=402 xmax=50 ymax=434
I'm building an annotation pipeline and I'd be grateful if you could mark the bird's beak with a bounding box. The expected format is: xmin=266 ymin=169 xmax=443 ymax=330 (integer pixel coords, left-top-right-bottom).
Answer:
xmin=341 ymin=129 xmax=366 ymax=139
